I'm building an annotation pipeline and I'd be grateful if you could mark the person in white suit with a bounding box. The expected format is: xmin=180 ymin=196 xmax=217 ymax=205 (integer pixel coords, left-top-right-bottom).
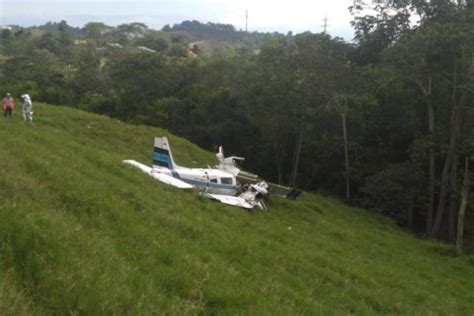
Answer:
xmin=21 ymin=94 xmax=33 ymax=122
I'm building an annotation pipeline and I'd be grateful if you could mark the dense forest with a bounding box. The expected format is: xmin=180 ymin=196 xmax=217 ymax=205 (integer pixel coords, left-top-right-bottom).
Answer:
xmin=0 ymin=0 xmax=473 ymax=248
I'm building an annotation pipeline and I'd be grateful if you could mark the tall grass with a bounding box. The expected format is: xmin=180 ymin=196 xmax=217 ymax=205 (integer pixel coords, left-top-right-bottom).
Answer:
xmin=0 ymin=104 xmax=473 ymax=314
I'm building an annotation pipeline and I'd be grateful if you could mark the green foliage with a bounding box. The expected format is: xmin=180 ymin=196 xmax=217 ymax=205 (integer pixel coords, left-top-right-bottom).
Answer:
xmin=84 ymin=22 xmax=111 ymax=38
xmin=135 ymin=34 xmax=170 ymax=52
xmin=38 ymin=33 xmax=61 ymax=54
xmin=361 ymin=162 xmax=426 ymax=223
xmin=117 ymin=22 xmax=149 ymax=39
xmin=34 ymin=21 xmax=85 ymax=37
xmin=170 ymin=20 xmax=236 ymax=33
xmin=0 ymin=104 xmax=473 ymax=314
xmin=0 ymin=8 xmax=473 ymax=241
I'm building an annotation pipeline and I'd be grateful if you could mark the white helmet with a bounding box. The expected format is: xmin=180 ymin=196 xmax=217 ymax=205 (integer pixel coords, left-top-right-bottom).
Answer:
xmin=21 ymin=94 xmax=30 ymax=100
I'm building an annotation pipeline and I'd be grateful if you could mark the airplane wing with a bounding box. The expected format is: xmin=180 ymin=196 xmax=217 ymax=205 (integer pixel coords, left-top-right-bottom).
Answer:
xmin=123 ymin=160 xmax=193 ymax=189
xmin=123 ymin=159 xmax=152 ymax=173
xmin=268 ymin=182 xmax=303 ymax=200
xmin=235 ymin=170 xmax=259 ymax=182
xmin=214 ymin=147 xmax=302 ymax=200
xmin=150 ymin=172 xmax=194 ymax=189
xmin=200 ymin=192 xmax=254 ymax=209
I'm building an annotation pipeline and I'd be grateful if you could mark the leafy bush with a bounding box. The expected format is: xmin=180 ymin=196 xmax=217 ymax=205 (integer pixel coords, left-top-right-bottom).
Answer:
xmin=361 ymin=162 xmax=426 ymax=226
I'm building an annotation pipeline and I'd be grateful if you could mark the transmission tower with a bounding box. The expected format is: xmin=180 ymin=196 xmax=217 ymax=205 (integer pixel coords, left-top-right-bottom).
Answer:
xmin=321 ymin=14 xmax=330 ymax=33
xmin=245 ymin=10 xmax=248 ymax=32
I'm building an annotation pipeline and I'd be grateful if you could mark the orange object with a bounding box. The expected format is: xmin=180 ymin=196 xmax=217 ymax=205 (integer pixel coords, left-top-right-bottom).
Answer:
xmin=2 ymin=96 xmax=15 ymax=110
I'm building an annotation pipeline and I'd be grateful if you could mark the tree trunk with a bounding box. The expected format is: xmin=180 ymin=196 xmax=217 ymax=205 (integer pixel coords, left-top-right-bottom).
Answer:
xmin=456 ymin=157 xmax=469 ymax=254
xmin=277 ymin=164 xmax=283 ymax=185
xmin=427 ymin=93 xmax=435 ymax=235
xmin=417 ymin=74 xmax=435 ymax=235
xmin=289 ymin=102 xmax=306 ymax=188
xmin=448 ymin=156 xmax=458 ymax=242
xmin=289 ymin=124 xmax=304 ymax=187
xmin=408 ymin=203 xmax=414 ymax=229
xmin=431 ymin=118 xmax=456 ymax=237
xmin=273 ymin=134 xmax=287 ymax=185
xmin=341 ymin=112 xmax=350 ymax=200
xmin=432 ymin=59 xmax=462 ymax=237
xmin=275 ymin=139 xmax=283 ymax=185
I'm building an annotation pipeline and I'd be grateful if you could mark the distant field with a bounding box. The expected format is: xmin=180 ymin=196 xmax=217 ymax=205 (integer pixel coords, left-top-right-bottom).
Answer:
xmin=0 ymin=104 xmax=473 ymax=314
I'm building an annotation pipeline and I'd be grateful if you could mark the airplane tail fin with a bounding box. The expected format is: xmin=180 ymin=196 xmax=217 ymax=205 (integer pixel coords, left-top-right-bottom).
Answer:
xmin=153 ymin=137 xmax=177 ymax=170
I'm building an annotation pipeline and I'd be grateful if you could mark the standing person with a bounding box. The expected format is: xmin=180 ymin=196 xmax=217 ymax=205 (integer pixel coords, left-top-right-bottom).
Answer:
xmin=2 ymin=93 xmax=15 ymax=117
xmin=21 ymin=94 xmax=33 ymax=122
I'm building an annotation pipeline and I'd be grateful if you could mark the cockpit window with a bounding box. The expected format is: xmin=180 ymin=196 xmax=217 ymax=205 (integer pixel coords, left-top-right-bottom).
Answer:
xmin=210 ymin=178 xmax=218 ymax=183
xmin=221 ymin=177 xmax=233 ymax=185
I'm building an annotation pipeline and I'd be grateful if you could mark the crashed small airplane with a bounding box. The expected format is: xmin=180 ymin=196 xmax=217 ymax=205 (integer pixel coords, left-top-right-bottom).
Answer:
xmin=123 ymin=137 xmax=301 ymax=210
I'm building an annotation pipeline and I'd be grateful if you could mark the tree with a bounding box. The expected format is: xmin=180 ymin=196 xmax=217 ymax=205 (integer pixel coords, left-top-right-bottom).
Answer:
xmin=429 ymin=2 xmax=474 ymax=237
xmin=83 ymin=22 xmax=112 ymax=45
xmin=362 ymin=162 xmax=426 ymax=227
xmin=360 ymin=0 xmax=474 ymax=238
xmin=58 ymin=20 xmax=69 ymax=33
xmin=251 ymin=37 xmax=299 ymax=184
xmin=38 ymin=33 xmax=60 ymax=54
xmin=328 ymin=94 xmax=352 ymax=199
xmin=117 ymin=23 xmax=149 ymax=39
xmin=384 ymin=27 xmax=439 ymax=234
xmin=456 ymin=156 xmax=471 ymax=253
xmin=135 ymin=33 xmax=170 ymax=52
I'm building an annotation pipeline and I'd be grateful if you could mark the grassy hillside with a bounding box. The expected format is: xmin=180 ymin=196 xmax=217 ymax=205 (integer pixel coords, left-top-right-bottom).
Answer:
xmin=0 ymin=104 xmax=473 ymax=314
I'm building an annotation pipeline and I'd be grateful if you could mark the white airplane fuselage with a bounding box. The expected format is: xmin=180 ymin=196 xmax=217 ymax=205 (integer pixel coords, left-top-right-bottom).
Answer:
xmin=153 ymin=166 xmax=238 ymax=195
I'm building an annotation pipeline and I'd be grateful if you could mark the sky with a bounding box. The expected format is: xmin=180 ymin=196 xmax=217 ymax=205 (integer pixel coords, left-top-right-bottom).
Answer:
xmin=0 ymin=0 xmax=356 ymax=40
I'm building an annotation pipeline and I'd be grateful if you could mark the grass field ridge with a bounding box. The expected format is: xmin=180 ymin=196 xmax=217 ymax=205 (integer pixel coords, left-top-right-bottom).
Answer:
xmin=0 ymin=104 xmax=473 ymax=314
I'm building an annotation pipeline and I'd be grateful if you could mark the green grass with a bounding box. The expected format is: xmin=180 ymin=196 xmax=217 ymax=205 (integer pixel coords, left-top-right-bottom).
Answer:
xmin=0 ymin=104 xmax=473 ymax=314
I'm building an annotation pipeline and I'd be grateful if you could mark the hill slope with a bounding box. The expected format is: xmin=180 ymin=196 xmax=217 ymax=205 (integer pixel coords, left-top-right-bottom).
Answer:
xmin=0 ymin=104 xmax=473 ymax=314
